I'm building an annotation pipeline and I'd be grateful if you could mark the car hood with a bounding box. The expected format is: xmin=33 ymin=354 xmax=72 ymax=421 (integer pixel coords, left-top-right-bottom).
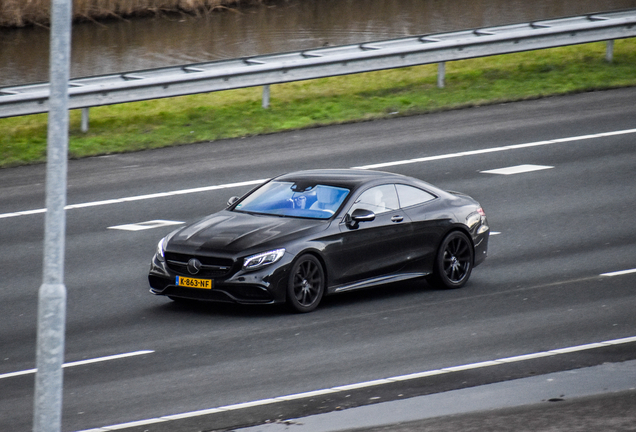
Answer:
xmin=167 ymin=210 xmax=328 ymax=255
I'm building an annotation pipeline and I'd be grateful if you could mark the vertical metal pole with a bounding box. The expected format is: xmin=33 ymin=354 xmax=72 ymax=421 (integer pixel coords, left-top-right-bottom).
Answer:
xmin=81 ymin=107 xmax=89 ymax=132
xmin=437 ymin=62 xmax=446 ymax=88
xmin=262 ymin=85 xmax=270 ymax=109
xmin=33 ymin=0 xmax=71 ymax=431
xmin=606 ymin=40 xmax=614 ymax=63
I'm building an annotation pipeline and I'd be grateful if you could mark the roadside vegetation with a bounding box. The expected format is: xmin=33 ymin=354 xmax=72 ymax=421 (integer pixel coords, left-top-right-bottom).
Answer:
xmin=1 ymin=39 xmax=635 ymax=168
xmin=0 ymin=0 xmax=262 ymax=27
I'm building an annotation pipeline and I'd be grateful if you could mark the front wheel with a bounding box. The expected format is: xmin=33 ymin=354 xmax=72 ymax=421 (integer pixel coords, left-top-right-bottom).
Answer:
xmin=287 ymin=255 xmax=325 ymax=313
xmin=427 ymin=231 xmax=473 ymax=289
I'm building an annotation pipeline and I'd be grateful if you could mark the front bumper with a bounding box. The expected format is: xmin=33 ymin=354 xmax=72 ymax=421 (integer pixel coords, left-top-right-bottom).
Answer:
xmin=148 ymin=253 xmax=292 ymax=305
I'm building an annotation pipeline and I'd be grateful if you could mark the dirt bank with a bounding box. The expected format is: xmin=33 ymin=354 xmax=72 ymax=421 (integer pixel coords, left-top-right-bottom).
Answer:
xmin=0 ymin=0 xmax=266 ymax=28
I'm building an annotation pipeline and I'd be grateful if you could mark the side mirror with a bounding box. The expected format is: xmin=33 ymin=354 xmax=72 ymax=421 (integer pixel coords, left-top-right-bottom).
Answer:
xmin=227 ymin=196 xmax=240 ymax=207
xmin=346 ymin=208 xmax=375 ymax=228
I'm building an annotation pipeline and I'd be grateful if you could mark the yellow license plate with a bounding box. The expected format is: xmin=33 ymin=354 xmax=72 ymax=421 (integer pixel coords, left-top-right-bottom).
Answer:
xmin=176 ymin=276 xmax=213 ymax=289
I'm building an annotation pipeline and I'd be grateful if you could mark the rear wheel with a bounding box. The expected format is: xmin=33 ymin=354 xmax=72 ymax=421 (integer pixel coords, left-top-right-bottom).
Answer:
xmin=287 ymin=255 xmax=325 ymax=313
xmin=427 ymin=231 xmax=473 ymax=289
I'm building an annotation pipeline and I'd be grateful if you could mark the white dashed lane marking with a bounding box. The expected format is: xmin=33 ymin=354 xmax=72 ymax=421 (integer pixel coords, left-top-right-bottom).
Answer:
xmin=107 ymin=220 xmax=184 ymax=231
xmin=480 ymin=164 xmax=554 ymax=175
xmin=601 ymin=268 xmax=636 ymax=277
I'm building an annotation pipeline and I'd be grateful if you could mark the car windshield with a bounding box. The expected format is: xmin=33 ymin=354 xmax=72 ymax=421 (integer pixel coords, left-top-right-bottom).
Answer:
xmin=234 ymin=181 xmax=350 ymax=219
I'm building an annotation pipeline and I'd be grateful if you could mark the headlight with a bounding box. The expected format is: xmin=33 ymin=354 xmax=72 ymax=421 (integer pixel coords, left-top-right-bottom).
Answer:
xmin=243 ymin=248 xmax=285 ymax=271
xmin=156 ymin=238 xmax=166 ymax=261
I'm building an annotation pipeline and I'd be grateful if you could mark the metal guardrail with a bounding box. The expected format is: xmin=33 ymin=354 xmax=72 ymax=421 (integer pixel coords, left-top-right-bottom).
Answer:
xmin=1 ymin=9 xmax=636 ymax=119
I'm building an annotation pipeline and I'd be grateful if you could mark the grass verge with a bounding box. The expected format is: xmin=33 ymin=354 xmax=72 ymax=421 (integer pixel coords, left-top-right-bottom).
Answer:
xmin=1 ymin=39 xmax=635 ymax=169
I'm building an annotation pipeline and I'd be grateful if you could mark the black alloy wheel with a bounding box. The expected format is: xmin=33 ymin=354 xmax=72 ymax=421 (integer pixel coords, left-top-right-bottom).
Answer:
xmin=287 ymin=255 xmax=325 ymax=313
xmin=428 ymin=231 xmax=473 ymax=289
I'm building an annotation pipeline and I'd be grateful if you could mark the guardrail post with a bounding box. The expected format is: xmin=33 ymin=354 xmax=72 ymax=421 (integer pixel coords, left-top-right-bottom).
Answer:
xmin=437 ymin=62 xmax=446 ymax=88
xmin=262 ymin=85 xmax=270 ymax=109
xmin=606 ymin=40 xmax=614 ymax=62
xmin=81 ymin=107 xmax=89 ymax=132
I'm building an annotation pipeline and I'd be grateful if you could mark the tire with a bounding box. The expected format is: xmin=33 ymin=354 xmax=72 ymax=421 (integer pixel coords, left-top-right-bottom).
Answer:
xmin=427 ymin=231 xmax=473 ymax=289
xmin=287 ymin=254 xmax=325 ymax=313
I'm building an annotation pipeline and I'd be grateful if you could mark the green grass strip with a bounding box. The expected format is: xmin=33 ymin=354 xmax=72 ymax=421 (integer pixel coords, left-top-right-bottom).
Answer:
xmin=1 ymin=40 xmax=635 ymax=168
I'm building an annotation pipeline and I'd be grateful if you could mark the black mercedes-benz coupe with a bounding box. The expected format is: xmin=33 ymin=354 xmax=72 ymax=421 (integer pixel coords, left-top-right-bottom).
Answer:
xmin=148 ymin=169 xmax=489 ymax=312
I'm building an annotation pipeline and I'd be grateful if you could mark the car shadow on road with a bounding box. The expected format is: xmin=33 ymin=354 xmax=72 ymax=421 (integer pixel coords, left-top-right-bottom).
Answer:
xmin=153 ymin=277 xmax=447 ymax=318
xmin=320 ymin=278 xmax=438 ymax=308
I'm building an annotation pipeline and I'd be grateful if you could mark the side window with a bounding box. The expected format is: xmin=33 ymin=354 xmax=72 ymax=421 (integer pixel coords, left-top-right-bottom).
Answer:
xmin=349 ymin=184 xmax=399 ymax=215
xmin=396 ymin=184 xmax=436 ymax=208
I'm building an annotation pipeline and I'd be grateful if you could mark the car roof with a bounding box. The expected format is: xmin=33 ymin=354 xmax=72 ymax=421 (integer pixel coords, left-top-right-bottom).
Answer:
xmin=274 ymin=169 xmax=410 ymax=190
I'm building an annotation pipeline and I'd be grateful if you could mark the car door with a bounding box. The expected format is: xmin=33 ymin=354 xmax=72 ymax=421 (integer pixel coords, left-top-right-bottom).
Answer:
xmin=328 ymin=184 xmax=414 ymax=285
xmin=395 ymin=183 xmax=451 ymax=273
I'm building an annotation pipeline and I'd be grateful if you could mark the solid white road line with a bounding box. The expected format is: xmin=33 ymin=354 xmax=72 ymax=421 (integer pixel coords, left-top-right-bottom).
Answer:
xmin=3 ymin=128 xmax=636 ymax=221
xmin=75 ymin=336 xmax=636 ymax=432
xmin=0 ymin=179 xmax=268 ymax=220
xmin=352 ymin=128 xmax=636 ymax=170
xmin=0 ymin=350 xmax=154 ymax=380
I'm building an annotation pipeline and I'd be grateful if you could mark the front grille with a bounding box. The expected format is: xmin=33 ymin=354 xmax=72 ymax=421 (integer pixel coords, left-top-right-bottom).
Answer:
xmin=164 ymin=252 xmax=235 ymax=278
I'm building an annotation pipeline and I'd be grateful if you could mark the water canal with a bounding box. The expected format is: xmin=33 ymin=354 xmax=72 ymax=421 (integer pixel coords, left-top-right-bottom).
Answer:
xmin=1 ymin=0 xmax=635 ymax=87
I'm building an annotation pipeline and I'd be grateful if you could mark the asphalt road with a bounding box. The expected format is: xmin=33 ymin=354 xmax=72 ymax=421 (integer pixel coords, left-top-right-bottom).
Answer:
xmin=1 ymin=88 xmax=635 ymax=432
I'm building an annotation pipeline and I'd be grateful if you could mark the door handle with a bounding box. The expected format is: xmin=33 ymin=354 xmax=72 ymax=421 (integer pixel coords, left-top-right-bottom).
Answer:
xmin=391 ymin=215 xmax=404 ymax=223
